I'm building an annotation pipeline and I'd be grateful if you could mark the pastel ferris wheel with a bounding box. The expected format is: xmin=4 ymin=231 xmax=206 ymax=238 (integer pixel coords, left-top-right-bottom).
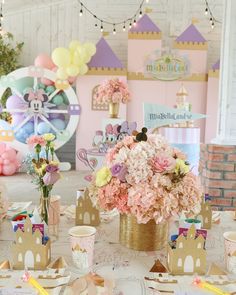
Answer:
xmin=0 ymin=66 xmax=80 ymax=167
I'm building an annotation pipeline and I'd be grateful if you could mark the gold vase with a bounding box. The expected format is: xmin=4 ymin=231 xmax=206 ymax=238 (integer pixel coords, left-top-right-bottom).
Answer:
xmin=119 ymin=214 xmax=168 ymax=251
xmin=109 ymin=102 xmax=119 ymax=118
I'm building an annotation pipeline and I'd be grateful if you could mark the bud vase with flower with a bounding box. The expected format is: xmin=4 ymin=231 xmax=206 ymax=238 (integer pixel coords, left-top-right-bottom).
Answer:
xmin=26 ymin=133 xmax=61 ymax=225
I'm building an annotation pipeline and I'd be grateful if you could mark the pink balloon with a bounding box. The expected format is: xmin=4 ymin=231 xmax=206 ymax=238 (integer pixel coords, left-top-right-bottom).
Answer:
xmin=34 ymin=53 xmax=55 ymax=70
xmin=0 ymin=158 xmax=3 ymax=164
xmin=2 ymin=150 xmax=16 ymax=161
xmin=41 ymin=77 xmax=54 ymax=86
xmin=0 ymin=143 xmax=6 ymax=154
xmin=3 ymin=159 xmax=10 ymax=165
xmin=68 ymin=76 xmax=77 ymax=85
xmin=2 ymin=163 xmax=17 ymax=176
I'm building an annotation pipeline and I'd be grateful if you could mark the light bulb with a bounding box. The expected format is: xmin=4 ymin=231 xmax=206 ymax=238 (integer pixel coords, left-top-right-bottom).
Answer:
xmin=211 ymin=22 xmax=214 ymax=29
xmin=133 ymin=19 xmax=136 ymax=26
xmin=139 ymin=10 xmax=142 ymax=18
xmin=123 ymin=24 xmax=126 ymax=31
xmin=113 ymin=24 xmax=116 ymax=35
xmin=129 ymin=22 xmax=132 ymax=28
xmin=205 ymin=7 xmax=208 ymax=15
xmin=146 ymin=0 xmax=149 ymax=3
xmin=80 ymin=9 xmax=83 ymax=16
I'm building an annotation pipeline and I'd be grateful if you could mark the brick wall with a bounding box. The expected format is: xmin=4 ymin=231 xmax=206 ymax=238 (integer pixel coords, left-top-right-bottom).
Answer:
xmin=199 ymin=144 xmax=236 ymax=210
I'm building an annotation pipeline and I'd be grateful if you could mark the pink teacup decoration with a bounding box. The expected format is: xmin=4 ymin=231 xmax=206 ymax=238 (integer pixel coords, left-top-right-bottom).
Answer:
xmin=68 ymin=226 xmax=96 ymax=273
xmin=223 ymin=231 xmax=236 ymax=274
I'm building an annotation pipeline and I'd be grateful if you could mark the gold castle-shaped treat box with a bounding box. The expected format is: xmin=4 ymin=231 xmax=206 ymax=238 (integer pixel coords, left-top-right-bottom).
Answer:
xmin=11 ymin=216 xmax=51 ymax=270
xmin=167 ymin=224 xmax=206 ymax=275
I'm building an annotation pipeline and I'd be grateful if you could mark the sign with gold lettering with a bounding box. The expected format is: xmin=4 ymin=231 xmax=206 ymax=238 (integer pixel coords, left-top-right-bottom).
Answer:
xmin=145 ymin=53 xmax=189 ymax=81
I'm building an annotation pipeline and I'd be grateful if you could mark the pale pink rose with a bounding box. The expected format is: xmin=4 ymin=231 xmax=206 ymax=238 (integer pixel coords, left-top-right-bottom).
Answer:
xmin=151 ymin=154 xmax=176 ymax=173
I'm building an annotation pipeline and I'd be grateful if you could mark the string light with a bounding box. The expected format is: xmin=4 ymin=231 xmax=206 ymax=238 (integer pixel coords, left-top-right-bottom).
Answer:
xmin=80 ymin=3 xmax=83 ymax=16
xmin=123 ymin=22 xmax=126 ymax=31
xmin=113 ymin=24 xmax=116 ymax=35
xmin=204 ymin=0 xmax=222 ymax=28
xmin=78 ymin=0 xmax=145 ymax=33
xmin=94 ymin=15 xmax=97 ymax=27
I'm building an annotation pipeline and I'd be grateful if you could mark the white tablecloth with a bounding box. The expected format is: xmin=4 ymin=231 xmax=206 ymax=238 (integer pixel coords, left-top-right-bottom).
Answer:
xmin=0 ymin=211 xmax=236 ymax=294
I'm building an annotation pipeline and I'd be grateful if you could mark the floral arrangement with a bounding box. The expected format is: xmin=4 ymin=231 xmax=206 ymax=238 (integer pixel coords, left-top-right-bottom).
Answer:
xmin=89 ymin=131 xmax=202 ymax=224
xmin=95 ymin=78 xmax=131 ymax=104
xmin=26 ymin=133 xmax=60 ymax=224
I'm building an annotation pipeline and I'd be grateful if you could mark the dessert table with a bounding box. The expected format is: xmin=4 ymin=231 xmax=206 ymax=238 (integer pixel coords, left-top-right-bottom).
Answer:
xmin=0 ymin=211 xmax=236 ymax=294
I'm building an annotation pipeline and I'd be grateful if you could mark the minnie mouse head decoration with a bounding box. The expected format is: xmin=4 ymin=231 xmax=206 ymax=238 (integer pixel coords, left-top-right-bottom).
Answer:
xmin=136 ymin=127 xmax=148 ymax=142
xmin=23 ymin=89 xmax=49 ymax=114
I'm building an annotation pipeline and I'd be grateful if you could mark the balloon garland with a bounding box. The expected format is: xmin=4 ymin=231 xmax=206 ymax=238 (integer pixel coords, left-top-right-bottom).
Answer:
xmin=51 ymin=41 xmax=96 ymax=80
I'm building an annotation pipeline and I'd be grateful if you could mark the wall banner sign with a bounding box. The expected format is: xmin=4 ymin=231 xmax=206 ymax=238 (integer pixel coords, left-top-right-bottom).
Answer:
xmin=143 ymin=103 xmax=206 ymax=128
xmin=144 ymin=52 xmax=190 ymax=81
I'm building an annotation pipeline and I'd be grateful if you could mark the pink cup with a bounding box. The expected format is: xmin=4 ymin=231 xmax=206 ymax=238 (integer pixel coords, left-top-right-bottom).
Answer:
xmin=68 ymin=226 xmax=96 ymax=272
xmin=223 ymin=231 xmax=236 ymax=274
xmin=48 ymin=195 xmax=61 ymax=225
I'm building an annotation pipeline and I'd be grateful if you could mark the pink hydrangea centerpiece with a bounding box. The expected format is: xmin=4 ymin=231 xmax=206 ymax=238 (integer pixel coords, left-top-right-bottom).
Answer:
xmin=89 ymin=132 xmax=202 ymax=224
xmin=95 ymin=78 xmax=131 ymax=104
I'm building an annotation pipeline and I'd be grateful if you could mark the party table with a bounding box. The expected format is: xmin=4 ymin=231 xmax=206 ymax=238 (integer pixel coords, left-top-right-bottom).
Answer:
xmin=0 ymin=211 xmax=236 ymax=294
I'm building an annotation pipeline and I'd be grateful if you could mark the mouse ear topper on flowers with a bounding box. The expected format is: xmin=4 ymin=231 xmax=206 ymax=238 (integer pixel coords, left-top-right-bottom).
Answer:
xmin=89 ymin=127 xmax=202 ymax=250
xmin=26 ymin=133 xmax=61 ymax=224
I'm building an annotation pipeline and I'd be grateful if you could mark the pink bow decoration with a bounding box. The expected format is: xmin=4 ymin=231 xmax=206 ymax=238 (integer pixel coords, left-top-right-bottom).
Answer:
xmin=27 ymin=89 xmax=46 ymax=101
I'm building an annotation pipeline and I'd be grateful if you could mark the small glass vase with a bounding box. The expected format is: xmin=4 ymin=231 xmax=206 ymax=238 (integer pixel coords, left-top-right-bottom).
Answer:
xmin=40 ymin=188 xmax=50 ymax=225
xmin=109 ymin=102 xmax=119 ymax=118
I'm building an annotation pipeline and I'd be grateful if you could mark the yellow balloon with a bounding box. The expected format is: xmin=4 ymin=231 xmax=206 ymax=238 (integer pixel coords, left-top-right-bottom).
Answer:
xmin=79 ymin=64 xmax=88 ymax=75
xmin=56 ymin=68 xmax=68 ymax=80
xmin=77 ymin=46 xmax=87 ymax=61
xmin=69 ymin=40 xmax=81 ymax=51
xmin=83 ymin=42 xmax=96 ymax=56
xmin=83 ymin=52 xmax=92 ymax=63
xmin=52 ymin=48 xmax=71 ymax=67
xmin=72 ymin=50 xmax=84 ymax=66
xmin=66 ymin=64 xmax=80 ymax=77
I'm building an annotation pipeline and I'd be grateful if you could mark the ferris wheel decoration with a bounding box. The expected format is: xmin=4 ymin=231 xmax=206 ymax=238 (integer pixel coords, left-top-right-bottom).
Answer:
xmin=0 ymin=66 xmax=80 ymax=158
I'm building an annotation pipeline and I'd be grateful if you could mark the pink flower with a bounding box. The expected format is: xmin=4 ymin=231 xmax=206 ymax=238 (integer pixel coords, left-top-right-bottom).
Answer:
xmin=95 ymin=78 xmax=131 ymax=104
xmin=151 ymin=154 xmax=176 ymax=173
xmin=27 ymin=135 xmax=46 ymax=148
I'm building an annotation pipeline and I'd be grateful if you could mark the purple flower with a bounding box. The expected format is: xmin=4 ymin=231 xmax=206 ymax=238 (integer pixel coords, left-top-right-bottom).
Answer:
xmin=46 ymin=164 xmax=59 ymax=173
xmin=43 ymin=171 xmax=60 ymax=185
xmin=111 ymin=163 xmax=127 ymax=182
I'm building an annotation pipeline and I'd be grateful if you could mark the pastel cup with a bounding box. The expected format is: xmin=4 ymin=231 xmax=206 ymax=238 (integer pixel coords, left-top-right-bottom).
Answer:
xmin=69 ymin=226 xmax=96 ymax=272
xmin=223 ymin=231 xmax=236 ymax=274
